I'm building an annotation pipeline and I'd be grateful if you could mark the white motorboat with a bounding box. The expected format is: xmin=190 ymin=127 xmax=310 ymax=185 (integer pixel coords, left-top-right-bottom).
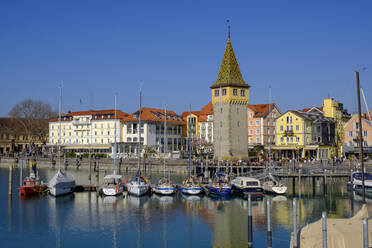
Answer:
xmin=262 ymin=174 xmax=287 ymax=195
xmin=49 ymin=169 xmax=75 ymax=196
xmin=231 ymin=176 xmax=264 ymax=198
xmin=102 ymin=174 xmax=124 ymax=196
xmin=48 ymin=85 xmax=76 ymax=197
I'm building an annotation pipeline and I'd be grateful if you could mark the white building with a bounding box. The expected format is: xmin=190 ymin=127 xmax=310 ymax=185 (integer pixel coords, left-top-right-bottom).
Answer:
xmin=119 ymin=107 xmax=185 ymax=157
xmin=48 ymin=110 xmax=128 ymax=154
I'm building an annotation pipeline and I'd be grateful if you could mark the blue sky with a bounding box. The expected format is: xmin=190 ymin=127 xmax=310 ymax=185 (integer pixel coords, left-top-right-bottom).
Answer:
xmin=0 ymin=0 xmax=371 ymax=116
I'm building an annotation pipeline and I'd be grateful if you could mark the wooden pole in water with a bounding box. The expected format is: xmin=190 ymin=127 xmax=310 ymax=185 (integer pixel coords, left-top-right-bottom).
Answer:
xmin=8 ymin=164 xmax=12 ymax=196
xmin=356 ymin=70 xmax=366 ymax=203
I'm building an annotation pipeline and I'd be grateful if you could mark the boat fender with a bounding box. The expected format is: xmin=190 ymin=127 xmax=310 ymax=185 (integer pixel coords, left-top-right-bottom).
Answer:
xmin=115 ymin=184 xmax=118 ymax=193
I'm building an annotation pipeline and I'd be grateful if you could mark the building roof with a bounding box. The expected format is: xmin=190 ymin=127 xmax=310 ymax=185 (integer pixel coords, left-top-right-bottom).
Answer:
xmin=49 ymin=109 xmax=129 ymax=122
xmin=210 ymin=36 xmax=250 ymax=89
xmin=123 ymin=107 xmax=185 ymax=124
xmin=363 ymin=111 xmax=372 ymax=121
xmin=301 ymin=106 xmax=323 ymax=113
xmin=181 ymin=102 xmax=214 ymax=122
xmin=287 ymin=110 xmax=333 ymax=122
xmin=248 ymin=103 xmax=280 ymax=118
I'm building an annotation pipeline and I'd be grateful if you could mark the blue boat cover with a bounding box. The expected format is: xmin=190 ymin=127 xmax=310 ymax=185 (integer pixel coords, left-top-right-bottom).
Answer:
xmin=353 ymin=172 xmax=372 ymax=181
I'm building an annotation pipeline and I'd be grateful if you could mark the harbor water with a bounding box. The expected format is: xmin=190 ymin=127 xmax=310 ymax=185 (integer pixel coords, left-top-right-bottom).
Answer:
xmin=0 ymin=167 xmax=368 ymax=247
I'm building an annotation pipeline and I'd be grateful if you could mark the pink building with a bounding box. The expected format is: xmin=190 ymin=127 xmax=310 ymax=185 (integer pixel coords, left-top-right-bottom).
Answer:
xmin=247 ymin=103 xmax=281 ymax=147
xmin=343 ymin=114 xmax=372 ymax=152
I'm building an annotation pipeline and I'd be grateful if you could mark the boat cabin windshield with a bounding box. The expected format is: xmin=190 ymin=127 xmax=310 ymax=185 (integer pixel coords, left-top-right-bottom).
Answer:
xmin=244 ymin=181 xmax=258 ymax=186
xmin=23 ymin=181 xmax=39 ymax=186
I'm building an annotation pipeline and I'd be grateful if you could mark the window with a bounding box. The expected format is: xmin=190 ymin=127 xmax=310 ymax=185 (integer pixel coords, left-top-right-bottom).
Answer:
xmin=296 ymin=125 xmax=299 ymax=131
xmin=348 ymin=131 xmax=353 ymax=137
xmin=268 ymin=137 xmax=270 ymax=143
xmin=280 ymin=126 xmax=283 ymax=131
xmin=249 ymin=138 xmax=253 ymax=143
xmin=256 ymin=120 xmax=259 ymax=126
xmin=286 ymin=137 xmax=289 ymax=142
xmin=222 ymin=88 xmax=227 ymax=96
xmin=214 ymin=89 xmax=219 ymax=97
xmin=249 ymin=129 xmax=253 ymax=135
xmin=364 ymin=131 xmax=368 ymax=137
xmin=101 ymin=139 xmax=103 ymax=143
xmin=249 ymin=113 xmax=253 ymax=118
xmin=133 ymin=137 xmax=138 ymax=142
xmin=127 ymin=137 xmax=132 ymax=142
xmin=290 ymin=137 xmax=293 ymax=142
xmin=250 ymin=120 xmax=253 ymax=126
xmin=240 ymin=89 xmax=245 ymax=97
xmin=256 ymin=128 xmax=259 ymax=134
xmin=280 ymin=137 xmax=284 ymax=142
xmin=355 ymin=122 xmax=359 ymax=130
xmin=296 ymin=137 xmax=299 ymax=142
xmin=233 ymin=89 xmax=238 ymax=96
xmin=268 ymin=128 xmax=270 ymax=134
xmin=256 ymin=137 xmax=259 ymax=143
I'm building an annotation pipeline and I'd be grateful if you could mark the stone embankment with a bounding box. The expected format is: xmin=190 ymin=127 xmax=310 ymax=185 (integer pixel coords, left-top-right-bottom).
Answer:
xmin=0 ymin=157 xmax=190 ymax=174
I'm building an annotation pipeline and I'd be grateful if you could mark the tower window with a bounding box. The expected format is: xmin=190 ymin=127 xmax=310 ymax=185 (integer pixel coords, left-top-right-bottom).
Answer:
xmin=240 ymin=90 xmax=245 ymax=97
xmin=222 ymin=88 xmax=227 ymax=96
xmin=233 ymin=89 xmax=238 ymax=96
xmin=215 ymin=89 xmax=219 ymax=97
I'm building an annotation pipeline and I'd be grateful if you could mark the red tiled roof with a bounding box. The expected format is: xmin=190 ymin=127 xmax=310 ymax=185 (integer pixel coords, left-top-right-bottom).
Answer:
xmin=181 ymin=102 xmax=213 ymax=123
xmin=248 ymin=103 xmax=278 ymax=117
xmin=301 ymin=107 xmax=323 ymax=113
xmin=49 ymin=109 xmax=129 ymax=122
xmin=123 ymin=107 xmax=185 ymax=124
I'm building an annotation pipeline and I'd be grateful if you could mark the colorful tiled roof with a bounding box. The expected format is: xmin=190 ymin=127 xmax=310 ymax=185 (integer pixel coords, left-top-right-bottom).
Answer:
xmin=210 ymin=37 xmax=250 ymax=89
xmin=123 ymin=107 xmax=185 ymax=124
xmin=248 ymin=103 xmax=279 ymax=118
xmin=49 ymin=109 xmax=129 ymax=122
xmin=181 ymin=102 xmax=214 ymax=122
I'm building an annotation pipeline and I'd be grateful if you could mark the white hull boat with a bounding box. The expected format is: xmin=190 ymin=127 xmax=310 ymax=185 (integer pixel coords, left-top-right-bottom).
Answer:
xmin=262 ymin=181 xmax=287 ymax=194
xmin=154 ymin=178 xmax=176 ymax=195
xmin=127 ymin=178 xmax=149 ymax=196
xmin=102 ymin=174 xmax=124 ymax=196
xmin=48 ymin=169 xmax=75 ymax=197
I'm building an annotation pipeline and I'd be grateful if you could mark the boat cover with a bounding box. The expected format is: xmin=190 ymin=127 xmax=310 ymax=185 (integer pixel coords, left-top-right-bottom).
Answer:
xmin=353 ymin=172 xmax=372 ymax=181
xmin=48 ymin=169 xmax=75 ymax=187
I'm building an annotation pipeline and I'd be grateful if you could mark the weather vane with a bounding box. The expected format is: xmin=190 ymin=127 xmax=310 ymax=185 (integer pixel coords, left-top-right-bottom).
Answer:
xmin=226 ymin=19 xmax=230 ymax=38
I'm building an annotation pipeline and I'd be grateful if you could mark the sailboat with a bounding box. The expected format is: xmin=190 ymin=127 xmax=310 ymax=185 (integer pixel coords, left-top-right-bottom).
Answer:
xmin=179 ymin=105 xmax=203 ymax=195
xmin=126 ymin=85 xmax=150 ymax=196
xmin=206 ymin=171 xmax=231 ymax=197
xmin=48 ymin=85 xmax=76 ymax=197
xmin=153 ymin=106 xmax=176 ymax=195
xmin=102 ymin=94 xmax=124 ymax=196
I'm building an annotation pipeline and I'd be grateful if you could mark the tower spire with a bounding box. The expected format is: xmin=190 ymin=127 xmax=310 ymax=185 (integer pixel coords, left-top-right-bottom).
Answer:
xmin=227 ymin=19 xmax=230 ymax=39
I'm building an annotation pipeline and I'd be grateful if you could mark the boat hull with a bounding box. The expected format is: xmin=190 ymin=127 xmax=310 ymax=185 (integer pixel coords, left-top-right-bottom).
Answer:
xmin=231 ymin=185 xmax=264 ymax=197
xmin=208 ymin=186 xmax=231 ymax=196
xmin=20 ymin=185 xmax=47 ymax=196
xmin=153 ymin=187 xmax=177 ymax=195
xmin=179 ymin=186 xmax=203 ymax=195
xmin=263 ymin=185 xmax=287 ymax=195
xmin=127 ymin=184 xmax=149 ymax=196
xmin=102 ymin=186 xmax=124 ymax=196
xmin=49 ymin=183 xmax=75 ymax=197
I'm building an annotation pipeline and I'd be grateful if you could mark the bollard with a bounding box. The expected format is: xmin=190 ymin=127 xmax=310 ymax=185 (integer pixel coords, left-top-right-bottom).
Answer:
xmin=293 ymin=198 xmax=297 ymax=248
xmin=363 ymin=218 xmax=368 ymax=248
xmin=322 ymin=211 xmax=327 ymax=248
xmin=8 ymin=164 xmax=13 ymax=196
xmin=267 ymin=199 xmax=272 ymax=248
xmin=248 ymin=194 xmax=253 ymax=247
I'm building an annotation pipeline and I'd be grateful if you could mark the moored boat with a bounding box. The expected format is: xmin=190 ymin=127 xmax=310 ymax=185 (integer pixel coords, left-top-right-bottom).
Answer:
xmin=262 ymin=174 xmax=287 ymax=195
xmin=206 ymin=172 xmax=231 ymax=197
xmin=48 ymin=169 xmax=75 ymax=196
xmin=179 ymin=176 xmax=203 ymax=195
xmin=20 ymin=175 xmax=47 ymax=196
xmin=153 ymin=177 xmax=176 ymax=195
xmin=231 ymin=176 xmax=264 ymax=198
xmin=102 ymin=174 xmax=124 ymax=196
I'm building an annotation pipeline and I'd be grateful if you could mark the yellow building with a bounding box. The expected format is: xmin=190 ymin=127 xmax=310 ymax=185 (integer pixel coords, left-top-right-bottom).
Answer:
xmin=274 ymin=110 xmax=335 ymax=159
xmin=322 ymin=98 xmax=350 ymax=156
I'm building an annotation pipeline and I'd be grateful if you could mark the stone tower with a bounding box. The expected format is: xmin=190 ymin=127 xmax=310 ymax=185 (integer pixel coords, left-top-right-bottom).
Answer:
xmin=211 ymin=31 xmax=250 ymax=160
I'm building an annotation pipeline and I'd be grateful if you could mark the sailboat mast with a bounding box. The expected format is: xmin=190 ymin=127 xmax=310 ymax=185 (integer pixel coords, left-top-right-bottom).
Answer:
xmin=164 ymin=105 xmax=167 ymax=178
xmin=58 ymin=84 xmax=62 ymax=170
xmin=188 ymin=104 xmax=191 ymax=177
xmin=114 ymin=94 xmax=117 ymax=171
xmin=268 ymin=85 xmax=272 ymax=167
xmin=137 ymin=85 xmax=142 ymax=171
xmin=356 ymin=70 xmax=366 ymax=203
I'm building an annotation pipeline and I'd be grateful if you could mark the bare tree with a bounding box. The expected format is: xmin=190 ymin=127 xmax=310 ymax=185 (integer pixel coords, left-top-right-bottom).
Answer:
xmin=8 ymin=99 xmax=57 ymax=147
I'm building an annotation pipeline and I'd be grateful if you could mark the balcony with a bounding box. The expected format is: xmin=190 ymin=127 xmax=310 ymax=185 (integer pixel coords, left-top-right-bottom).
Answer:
xmin=284 ymin=130 xmax=294 ymax=137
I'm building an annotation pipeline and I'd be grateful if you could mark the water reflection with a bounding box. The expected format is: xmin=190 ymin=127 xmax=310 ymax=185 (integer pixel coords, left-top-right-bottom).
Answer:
xmin=1 ymin=168 xmax=370 ymax=248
